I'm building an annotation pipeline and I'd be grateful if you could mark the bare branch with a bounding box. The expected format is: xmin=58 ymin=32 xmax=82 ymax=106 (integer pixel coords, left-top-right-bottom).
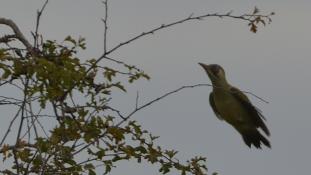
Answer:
xmin=15 ymin=79 xmax=30 ymax=146
xmin=240 ymin=90 xmax=269 ymax=104
xmin=103 ymin=11 xmax=273 ymax=55
xmin=135 ymin=91 xmax=139 ymax=109
xmin=0 ymin=107 xmax=22 ymax=146
xmin=34 ymin=0 xmax=49 ymax=48
xmin=102 ymin=0 xmax=109 ymax=54
xmin=105 ymin=106 xmax=126 ymax=120
xmin=0 ymin=18 xmax=33 ymax=52
xmin=122 ymin=84 xmax=212 ymax=123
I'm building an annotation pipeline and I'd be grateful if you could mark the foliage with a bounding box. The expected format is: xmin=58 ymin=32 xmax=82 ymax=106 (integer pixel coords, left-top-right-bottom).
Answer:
xmin=0 ymin=1 xmax=273 ymax=175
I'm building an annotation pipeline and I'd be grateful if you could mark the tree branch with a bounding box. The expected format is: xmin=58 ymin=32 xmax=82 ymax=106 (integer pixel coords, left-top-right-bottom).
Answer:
xmin=102 ymin=0 xmax=109 ymax=54
xmin=104 ymin=11 xmax=273 ymax=55
xmin=121 ymin=84 xmax=212 ymax=123
xmin=33 ymin=0 xmax=49 ymax=48
xmin=0 ymin=18 xmax=33 ymax=52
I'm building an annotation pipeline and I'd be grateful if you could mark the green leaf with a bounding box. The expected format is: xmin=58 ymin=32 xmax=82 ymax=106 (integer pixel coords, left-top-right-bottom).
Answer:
xmin=103 ymin=67 xmax=116 ymax=82
xmin=113 ymin=82 xmax=127 ymax=92
xmin=96 ymin=149 xmax=106 ymax=159
xmin=103 ymin=161 xmax=112 ymax=175
xmin=84 ymin=163 xmax=95 ymax=170
xmin=88 ymin=169 xmax=96 ymax=175
xmin=107 ymin=127 xmax=125 ymax=142
xmin=147 ymin=146 xmax=161 ymax=163
xmin=165 ymin=150 xmax=178 ymax=158
xmin=35 ymin=137 xmax=49 ymax=152
xmin=159 ymin=163 xmax=172 ymax=174
xmin=1 ymin=67 xmax=11 ymax=79
xmin=135 ymin=146 xmax=147 ymax=154
xmin=64 ymin=35 xmax=77 ymax=45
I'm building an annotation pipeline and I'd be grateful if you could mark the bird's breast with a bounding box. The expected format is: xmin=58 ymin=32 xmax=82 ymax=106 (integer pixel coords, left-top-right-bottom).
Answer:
xmin=213 ymin=90 xmax=246 ymax=124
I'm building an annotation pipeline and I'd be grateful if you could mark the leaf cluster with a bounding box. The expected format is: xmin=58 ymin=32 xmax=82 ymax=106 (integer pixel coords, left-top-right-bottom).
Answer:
xmin=0 ymin=35 xmax=206 ymax=175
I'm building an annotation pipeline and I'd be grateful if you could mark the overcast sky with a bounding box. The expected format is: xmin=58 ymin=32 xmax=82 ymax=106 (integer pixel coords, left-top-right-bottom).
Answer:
xmin=1 ymin=0 xmax=311 ymax=175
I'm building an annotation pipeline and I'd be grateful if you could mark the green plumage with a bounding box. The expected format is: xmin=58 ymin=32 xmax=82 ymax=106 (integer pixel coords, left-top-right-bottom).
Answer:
xmin=200 ymin=63 xmax=270 ymax=149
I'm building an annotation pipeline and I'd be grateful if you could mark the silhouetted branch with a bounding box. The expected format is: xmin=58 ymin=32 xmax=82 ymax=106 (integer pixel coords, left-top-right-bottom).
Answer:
xmin=102 ymin=0 xmax=109 ymax=54
xmin=121 ymin=84 xmax=212 ymax=123
xmin=241 ymin=90 xmax=269 ymax=103
xmin=33 ymin=0 xmax=49 ymax=48
xmin=0 ymin=18 xmax=33 ymax=52
xmin=104 ymin=11 xmax=273 ymax=55
xmin=0 ymin=107 xmax=22 ymax=146
xmin=135 ymin=91 xmax=139 ymax=109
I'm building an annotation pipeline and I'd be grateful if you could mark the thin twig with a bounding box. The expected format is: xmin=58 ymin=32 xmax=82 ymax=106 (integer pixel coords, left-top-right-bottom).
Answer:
xmin=122 ymin=84 xmax=212 ymax=123
xmin=105 ymin=106 xmax=126 ymax=120
xmin=104 ymin=12 xmax=272 ymax=55
xmin=242 ymin=90 xmax=269 ymax=104
xmin=15 ymin=78 xmax=30 ymax=144
xmin=21 ymin=102 xmax=40 ymax=140
xmin=0 ymin=107 xmax=22 ymax=146
xmin=90 ymin=11 xmax=272 ymax=72
xmin=102 ymin=0 xmax=109 ymax=54
xmin=12 ymin=78 xmax=29 ymax=174
xmin=13 ymin=78 xmax=30 ymax=174
xmin=34 ymin=0 xmax=49 ymax=48
xmin=135 ymin=91 xmax=139 ymax=109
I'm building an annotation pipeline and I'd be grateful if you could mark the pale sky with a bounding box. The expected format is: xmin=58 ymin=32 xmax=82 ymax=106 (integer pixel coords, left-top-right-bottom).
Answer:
xmin=1 ymin=0 xmax=311 ymax=175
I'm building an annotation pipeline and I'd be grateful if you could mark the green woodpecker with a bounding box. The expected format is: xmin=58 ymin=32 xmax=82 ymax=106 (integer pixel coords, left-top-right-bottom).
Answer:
xmin=199 ymin=63 xmax=270 ymax=149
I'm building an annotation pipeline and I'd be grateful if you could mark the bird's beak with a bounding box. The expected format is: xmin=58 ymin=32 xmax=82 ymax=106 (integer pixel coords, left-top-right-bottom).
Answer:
xmin=198 ymin=62 xmax=207 ymax=68
xmin=199 ymin=62 xmax=217 ymax=79
xmin=198 ymin=62 xmax=210 ymax=72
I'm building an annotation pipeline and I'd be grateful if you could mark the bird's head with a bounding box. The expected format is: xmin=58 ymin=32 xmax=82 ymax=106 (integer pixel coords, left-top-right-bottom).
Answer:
xmin=199 ymin=63 xmax=228 ymax=86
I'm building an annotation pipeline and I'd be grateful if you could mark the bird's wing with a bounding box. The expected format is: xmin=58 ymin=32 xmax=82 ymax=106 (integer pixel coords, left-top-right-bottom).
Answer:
xmin=230 ymin=87 xmax=270 ymax=136
xmin=209 ymin=92 xmax=223 ymax=120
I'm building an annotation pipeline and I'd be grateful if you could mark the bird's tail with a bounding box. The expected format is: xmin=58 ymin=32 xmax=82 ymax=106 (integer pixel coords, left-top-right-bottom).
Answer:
xmin=241 ymin=130 xmax=271 ymax=149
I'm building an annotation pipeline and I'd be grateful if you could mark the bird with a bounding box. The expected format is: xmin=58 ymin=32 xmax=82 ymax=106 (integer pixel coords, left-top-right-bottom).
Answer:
xmin=198 ymin=63 xmax=270 ymax=149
